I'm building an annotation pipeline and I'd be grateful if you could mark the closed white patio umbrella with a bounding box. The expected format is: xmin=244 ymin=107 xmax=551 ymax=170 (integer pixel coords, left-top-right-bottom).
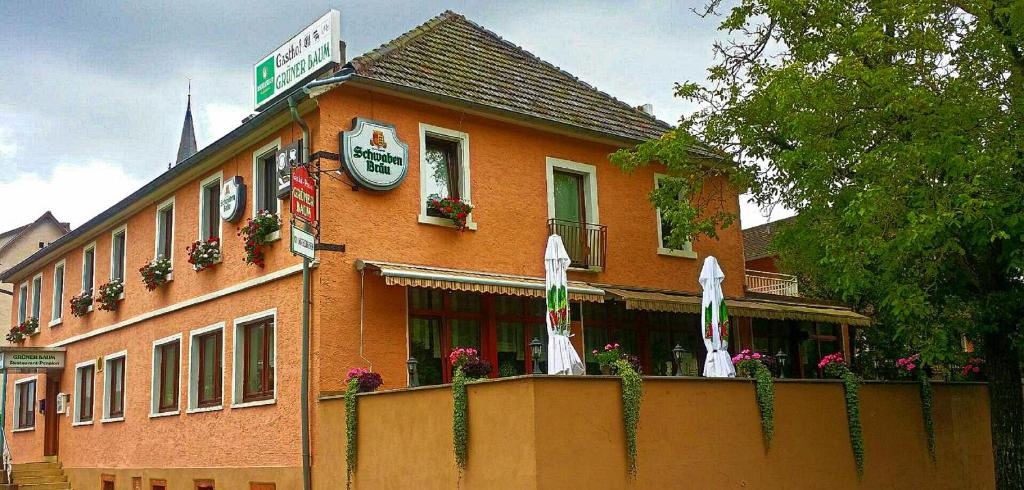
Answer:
xmin=699 ymin=256 xmax=736 ymax=377
xmin=545 ymin=234 xmax=585 ymax=375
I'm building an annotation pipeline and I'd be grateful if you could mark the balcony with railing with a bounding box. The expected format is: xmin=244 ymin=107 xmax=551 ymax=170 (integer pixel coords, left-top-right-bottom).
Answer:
xmin=548 ymin=219 xmax=607 ymax=271
xmin=745 ymin=270 xmax=799 ymax=296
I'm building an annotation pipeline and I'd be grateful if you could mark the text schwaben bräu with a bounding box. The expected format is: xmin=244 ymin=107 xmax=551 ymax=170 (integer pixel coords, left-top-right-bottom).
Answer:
xmin=353 ymin=146 xmax=404 ymax=175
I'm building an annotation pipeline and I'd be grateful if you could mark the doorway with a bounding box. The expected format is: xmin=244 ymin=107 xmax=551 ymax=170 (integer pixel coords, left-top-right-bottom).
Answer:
xmin=44 ymin=377 xmax=60 ymax=457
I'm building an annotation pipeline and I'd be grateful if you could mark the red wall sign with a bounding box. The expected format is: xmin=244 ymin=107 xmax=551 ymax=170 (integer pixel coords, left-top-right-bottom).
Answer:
xmin=290 ymin=166 xmax=318 ymax=223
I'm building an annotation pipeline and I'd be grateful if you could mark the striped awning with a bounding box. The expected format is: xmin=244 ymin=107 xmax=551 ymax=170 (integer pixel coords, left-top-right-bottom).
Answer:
xmin=605 ymin=287 xmax=869 ymax=326
xmin=356 ymin=260 xmax=605 ymax=302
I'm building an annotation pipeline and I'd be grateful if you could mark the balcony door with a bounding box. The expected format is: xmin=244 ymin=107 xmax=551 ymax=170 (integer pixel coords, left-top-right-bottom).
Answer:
xmin=552 ymin=170 xmax=589 ymax=266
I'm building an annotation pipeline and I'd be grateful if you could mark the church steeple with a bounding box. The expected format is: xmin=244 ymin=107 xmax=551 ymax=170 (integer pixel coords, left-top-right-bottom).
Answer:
xmin=175 ymin=81 xmax=198 ymax=164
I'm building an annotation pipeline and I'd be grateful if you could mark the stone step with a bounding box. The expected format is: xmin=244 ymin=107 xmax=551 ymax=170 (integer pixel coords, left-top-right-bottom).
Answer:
xmin=15 ymin=474 xmax=68 ymax=484
xmin=12 ymin=462 xmax=60 ymax=471
xmin=11 ymin=483 xmax=70 ymax=490
xmin=12 ymin=469 xmax=66 ymax=479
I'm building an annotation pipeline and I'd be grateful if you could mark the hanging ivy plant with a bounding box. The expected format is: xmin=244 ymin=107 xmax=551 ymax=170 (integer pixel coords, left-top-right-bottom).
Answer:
xmin=733 ymin=350 xmax=775 ymax=448
xmin=613 ymin=359 xmax=642 ymax=477
xmin=821 ymin=353 xmax=864 ymax=477
xmin=919 ymin=373 xmax=936 ymax=461
xmin=452 ymin=368 xmax=469 ymax=472
xmin=344 ymin=377 xmax=359 ymax=490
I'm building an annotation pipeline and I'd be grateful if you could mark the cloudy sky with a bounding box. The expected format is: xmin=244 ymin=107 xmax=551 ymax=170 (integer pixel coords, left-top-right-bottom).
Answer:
xmin=0 ymin=0 xmax=789 ymax=232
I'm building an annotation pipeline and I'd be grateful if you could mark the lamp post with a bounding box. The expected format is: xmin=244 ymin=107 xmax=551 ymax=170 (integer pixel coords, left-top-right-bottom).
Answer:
xmin=407 ymin=356 xmax=419 ymax=387
xmin=672 ymin=344 xmax=688 ymax=376
xmin=775 ymin=349 xmax=788 ymax=379
xmin=530 ymin=337 xmax=543 ymax=374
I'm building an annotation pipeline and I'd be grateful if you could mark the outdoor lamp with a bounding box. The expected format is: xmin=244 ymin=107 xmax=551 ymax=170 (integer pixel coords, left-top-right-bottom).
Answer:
xmin=776 ymin=349 xmax=788 ymax=379
xmin=407 ymin=356 xmax=419 ymax=388
xmin=672 ymin=344 xmax=687 ymax=376
xmin=530 ymin=337 xmax=543 ymax=373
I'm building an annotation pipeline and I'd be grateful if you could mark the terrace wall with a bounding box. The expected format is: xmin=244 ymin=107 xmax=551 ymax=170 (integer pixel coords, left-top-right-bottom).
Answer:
xmin=315 ymin=376 xmax=993 ymax=489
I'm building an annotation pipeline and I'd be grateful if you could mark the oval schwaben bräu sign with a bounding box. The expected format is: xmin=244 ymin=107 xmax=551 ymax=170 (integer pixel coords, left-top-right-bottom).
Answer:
xmin=340 ymin=118 xmax=410 ymax=191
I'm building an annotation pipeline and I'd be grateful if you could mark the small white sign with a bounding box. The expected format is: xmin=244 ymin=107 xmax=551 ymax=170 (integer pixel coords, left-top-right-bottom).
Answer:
xmin=291 ymin=224 xmax=316 ymax=261
xmin=220 ymin=176 xmax=246 ymax=223
xmin=340 ymin=118 xmax=409 ymax=191
xmin=254 ymin=10 xmax=342 ymax=110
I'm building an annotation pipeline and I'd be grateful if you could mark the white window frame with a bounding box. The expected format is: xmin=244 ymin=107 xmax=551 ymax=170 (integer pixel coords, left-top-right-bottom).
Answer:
xmin=50 ymin=259 xmax=65 ymax=326
xmin=231 ymin=308 xmax=277 ymax=409
xmin=81 ymin=242 xmax=97 ymax=299
xmin=252 ymin=138 xmax=282 ymax=216
xmin=187 ymin=322 xmax=226 ymax=413
xmin=654 ymin=174 xmax=697 ymax=259
xmin=418 ymin=123 xmax=476 ymax=230
xmin=154 ymin=197 xmax=176 ymax=264
xmin=101 ymin=350 xmax=128 ymax=423
xmin=199 ymin=171 xmax=225 ymax=242
xmin=13 ymin=375 xmax=38 ymax=432
xmin=545 ymin=157 xmax=600 ymax=224
xmin=73 ymin=359 xmax=96 ymax=426
xmin=150 ymin=333 xmax=183 ymax=418
xmin=16 ymin=282 xmax=28 ymax=324
xmin=30 ymin=273 xmax=42 ymax=322
xmin=109 ymin=224 xmax=128 ymax=283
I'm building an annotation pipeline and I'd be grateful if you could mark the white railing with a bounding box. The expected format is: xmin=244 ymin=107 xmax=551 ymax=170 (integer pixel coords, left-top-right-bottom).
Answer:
xmin=745 ymin=270 xmax=799 ymax=296
xmin=0 ymin=424 xmax=11 ymax=484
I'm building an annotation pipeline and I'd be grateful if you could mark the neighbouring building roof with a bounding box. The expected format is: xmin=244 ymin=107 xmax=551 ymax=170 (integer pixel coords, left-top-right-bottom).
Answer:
xmin=0 ymin=211 xmax=71 ymax=266
xmin=743 ymin=216 xmax=795 ymax=261
xmin=348 ymin=10 xmax=673 ymax=144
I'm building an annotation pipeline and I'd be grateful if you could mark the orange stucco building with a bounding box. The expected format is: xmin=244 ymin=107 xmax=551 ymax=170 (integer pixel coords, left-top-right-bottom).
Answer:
xmin=0 ymin=11 xmax=897 ymax=490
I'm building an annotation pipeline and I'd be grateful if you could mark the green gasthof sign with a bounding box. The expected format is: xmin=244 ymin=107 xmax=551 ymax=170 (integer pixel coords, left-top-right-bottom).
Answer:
xmin=255 ymin=58 xmax=276 ymax=106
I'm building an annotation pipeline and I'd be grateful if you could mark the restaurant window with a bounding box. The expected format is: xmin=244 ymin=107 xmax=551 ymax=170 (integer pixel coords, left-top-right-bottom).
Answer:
xmin=103 ymin=352 xmax=127 ymax=421
xmin=494 ymin=296 xmax=548 ymax=376
xmin=645 ymin=311 xmax=701 ymax=376
xmin=52 ymin=261 xmax=65 ymax=323
xmin=751 ymin=319 xmax=799 ymax=378
xmin=199 ymin=173 xmax=222 ymax=241
xmin=111 ymin=225 xmax=127 ymax=282
xmin=82 ymin=244 xmax=96 ymax=297
xmin=155 ymin=199 xmax=175 ymax=261
xmin=14 ymin=378 xmax=36 ymax=430
xmin=17 ymin=282 xmax=28 ymax=324
xmin=254 ymin=147 xmax=279 ymax=214
xmin=419 ymin=124 xmax=472 ymax=228
xmin=152 ymin=336 xmax=181 ymax=414
xmin=74 ymin=362 xmax=95 ymax=424
xmin=189 ymin=325 xmax=223 ymax=410
xmin=408 ymin=289 xmax=484 ymax=385
xmin=101 ymin=474 xmax=115 ymax=490
xmin=30 ymin=274 xmax=42 ymax=321
xmin=654 ymin=174 xmax=696 ymax=258
xmin=233 ymin=312 xmax=275 ymax=405
xmin=582 ymin=302 xmax=639 ymax=374
xmin=799 ymin=322 xmax=842 ymax=379
xmin=151 ymin=479 xmax=168 ymax=490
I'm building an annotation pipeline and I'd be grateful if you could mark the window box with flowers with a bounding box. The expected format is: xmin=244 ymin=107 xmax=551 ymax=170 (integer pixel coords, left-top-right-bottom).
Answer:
xmin=426 ymin=195 xmax=474 ymax=231
xmin=7 ymin=317 xmax=39 ymax=343
xmin=187 ymin=237 xmax=222 ymax=272
xmin=96 ymin=279 xmax=124 ymax=311
xmin=70 ymin=292 xmax=93 ymax=317
xmin=239 ymin=211 xmax=281 ymax=267
xmin=140 ymin=257 xmax=173 ymax=290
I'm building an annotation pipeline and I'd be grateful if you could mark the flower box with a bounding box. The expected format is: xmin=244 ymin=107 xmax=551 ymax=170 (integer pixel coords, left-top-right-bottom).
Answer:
xmin=187 ymin=237 xmax=222 ymax=272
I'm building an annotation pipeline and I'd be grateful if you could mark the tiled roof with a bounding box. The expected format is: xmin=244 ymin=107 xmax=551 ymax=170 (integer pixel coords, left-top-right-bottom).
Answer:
xmin=348 ymin=11 xmax=673 ymax=143
xmin=743 ymin=216 xmax=795 ymax=261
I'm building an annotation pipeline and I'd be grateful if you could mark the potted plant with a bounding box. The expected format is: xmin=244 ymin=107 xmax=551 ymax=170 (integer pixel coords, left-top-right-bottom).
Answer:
xmin=140 ymin=257 xmax=172 ymax=290
xmin=239 ymin=210 xmax=281 ymax=267
xmin=427 ymin=195 xmax=473 ymax=231
xmin=95 ymin=279 xmax=124 ymax=311
xmin=344 ymin=368 xmax=383 ymax=489
xmin=70 ymin=292 xmax=93 ymax=317
xmin=6 ymin=317 xmax=38 ymax=343
xmin=449 ymin=347 xmax=491 ymax=379
xmin=187 ymin=237 xmax=222 ymax=272
xmin=732 ymin=349 xmax=776 ymax=447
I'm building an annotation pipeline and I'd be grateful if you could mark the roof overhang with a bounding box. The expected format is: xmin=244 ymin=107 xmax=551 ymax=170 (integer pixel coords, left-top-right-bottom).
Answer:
xmin=356 ymin=260 xmax=606 ymax=302
xmin=605 ymin=286 xmax=869 ymax=326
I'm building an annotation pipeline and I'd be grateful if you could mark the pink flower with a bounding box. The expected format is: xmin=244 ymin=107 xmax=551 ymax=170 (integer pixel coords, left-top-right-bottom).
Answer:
xmin=906 ymin=363 xmax=916 ymax=370
xmin=752 ymin=353 xmax=761 ymax=359
xmin=973 ymin=367 xmax=980 ymax=373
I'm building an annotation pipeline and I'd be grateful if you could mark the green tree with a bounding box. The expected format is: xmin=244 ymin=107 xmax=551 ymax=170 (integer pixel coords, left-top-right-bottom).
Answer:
xmin=612 ymin=1 xmax=1024 ymax=486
